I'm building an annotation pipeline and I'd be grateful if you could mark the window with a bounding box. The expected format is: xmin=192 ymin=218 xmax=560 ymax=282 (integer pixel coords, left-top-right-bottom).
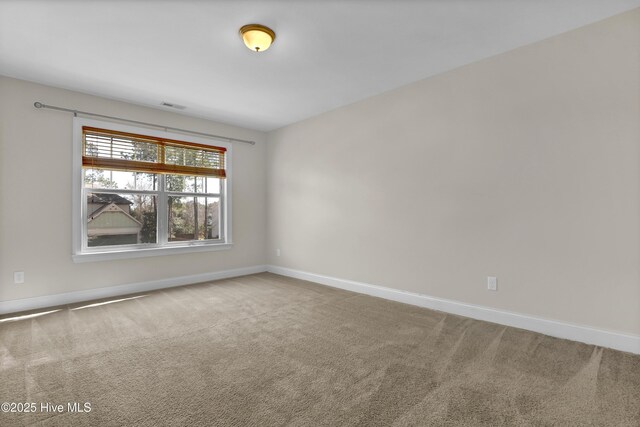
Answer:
xmin=73 ymin=118 xmax=232 ymax=262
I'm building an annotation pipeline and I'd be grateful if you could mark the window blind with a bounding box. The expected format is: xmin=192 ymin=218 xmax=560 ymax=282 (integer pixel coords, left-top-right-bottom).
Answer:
xmin=82 ymin=127 xmax=226 ymax=178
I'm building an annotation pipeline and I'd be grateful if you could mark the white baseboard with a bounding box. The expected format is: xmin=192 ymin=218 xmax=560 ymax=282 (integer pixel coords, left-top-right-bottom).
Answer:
xmin=267 ymin=265 xmax=640 ymax=355
xmin=0 ymin=265 xmax=268 ymax=315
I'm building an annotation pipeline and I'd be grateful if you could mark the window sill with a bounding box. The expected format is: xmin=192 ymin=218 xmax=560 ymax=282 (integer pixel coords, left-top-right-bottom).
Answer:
xmin=72 ymin=242 xmax=233 ymax=263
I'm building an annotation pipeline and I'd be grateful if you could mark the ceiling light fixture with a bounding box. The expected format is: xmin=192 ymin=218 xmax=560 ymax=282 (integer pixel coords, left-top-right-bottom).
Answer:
xmin=239 ymin=24 xmax=276 ymax=52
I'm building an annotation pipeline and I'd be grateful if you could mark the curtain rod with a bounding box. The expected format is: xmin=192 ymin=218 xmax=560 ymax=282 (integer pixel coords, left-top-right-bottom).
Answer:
xmin=33 ymin=101 xmax=256 ymax=145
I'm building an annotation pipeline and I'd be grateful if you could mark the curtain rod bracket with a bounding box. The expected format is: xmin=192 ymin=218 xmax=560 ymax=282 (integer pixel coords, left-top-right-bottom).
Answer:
xmin=33 ymin=101 xmax=256 ymax=145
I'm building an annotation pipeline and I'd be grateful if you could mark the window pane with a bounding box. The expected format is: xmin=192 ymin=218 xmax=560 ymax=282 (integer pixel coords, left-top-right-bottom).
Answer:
xmin=166 ymin=175 xmax=220 ymax=194
xmin=84 ymin=169 xmax=157 ymax=191
xmin=205 ymin=177 xmax=220 ymax=193
xmin=168 ymin=196 xmax=220 ymax=241
xmin=87 ymin=193 xmax=157 ymax=247
xmin=166 ymin=175 xmax=189 ymax=192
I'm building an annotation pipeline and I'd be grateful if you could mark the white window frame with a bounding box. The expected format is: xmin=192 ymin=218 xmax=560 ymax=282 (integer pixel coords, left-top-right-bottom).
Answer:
xmin=72 ymin=117 xmax=233 ymax=263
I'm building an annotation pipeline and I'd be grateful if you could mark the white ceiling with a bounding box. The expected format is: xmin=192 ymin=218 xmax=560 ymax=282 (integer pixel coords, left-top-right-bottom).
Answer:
xmin=1 ymin=1 xmax=639 ymax=131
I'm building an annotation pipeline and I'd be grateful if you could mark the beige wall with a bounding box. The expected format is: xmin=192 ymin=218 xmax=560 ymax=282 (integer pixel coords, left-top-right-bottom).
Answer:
xmin=267 ymin=9 xmax=640 ymax=335
xmin=0 ymin=77 xmax=267 ymax=302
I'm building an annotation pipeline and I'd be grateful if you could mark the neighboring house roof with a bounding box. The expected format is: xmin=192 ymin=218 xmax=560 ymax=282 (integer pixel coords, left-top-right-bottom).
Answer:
xmin=87 ymin=193 xmax=133 ymax=205
xmin=88 ymin=202 xmax=142 ymax=236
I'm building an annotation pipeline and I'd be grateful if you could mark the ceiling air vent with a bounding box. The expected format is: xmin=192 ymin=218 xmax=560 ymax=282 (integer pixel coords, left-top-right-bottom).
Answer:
xmin=161 ymin=102 xmax=186 ymax=110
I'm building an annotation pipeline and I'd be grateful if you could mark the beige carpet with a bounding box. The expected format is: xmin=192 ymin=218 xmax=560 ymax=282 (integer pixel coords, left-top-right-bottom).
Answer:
xmin=1 ymin=273 xmax=638 ymax=426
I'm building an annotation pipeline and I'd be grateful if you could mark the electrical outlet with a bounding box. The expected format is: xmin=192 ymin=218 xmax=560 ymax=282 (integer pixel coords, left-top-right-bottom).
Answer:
xmin=487 ymin=276 xmax=497 ymax=291
xmin=14 ymin=271 xmax=25 ymax=284
xmin=276 ymin=249 xmax=281 ymax=257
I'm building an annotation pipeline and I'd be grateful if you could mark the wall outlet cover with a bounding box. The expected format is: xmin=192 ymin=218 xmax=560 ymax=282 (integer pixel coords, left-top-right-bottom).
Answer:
xmin=14 ymin=271 xmax=25 ymax=284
